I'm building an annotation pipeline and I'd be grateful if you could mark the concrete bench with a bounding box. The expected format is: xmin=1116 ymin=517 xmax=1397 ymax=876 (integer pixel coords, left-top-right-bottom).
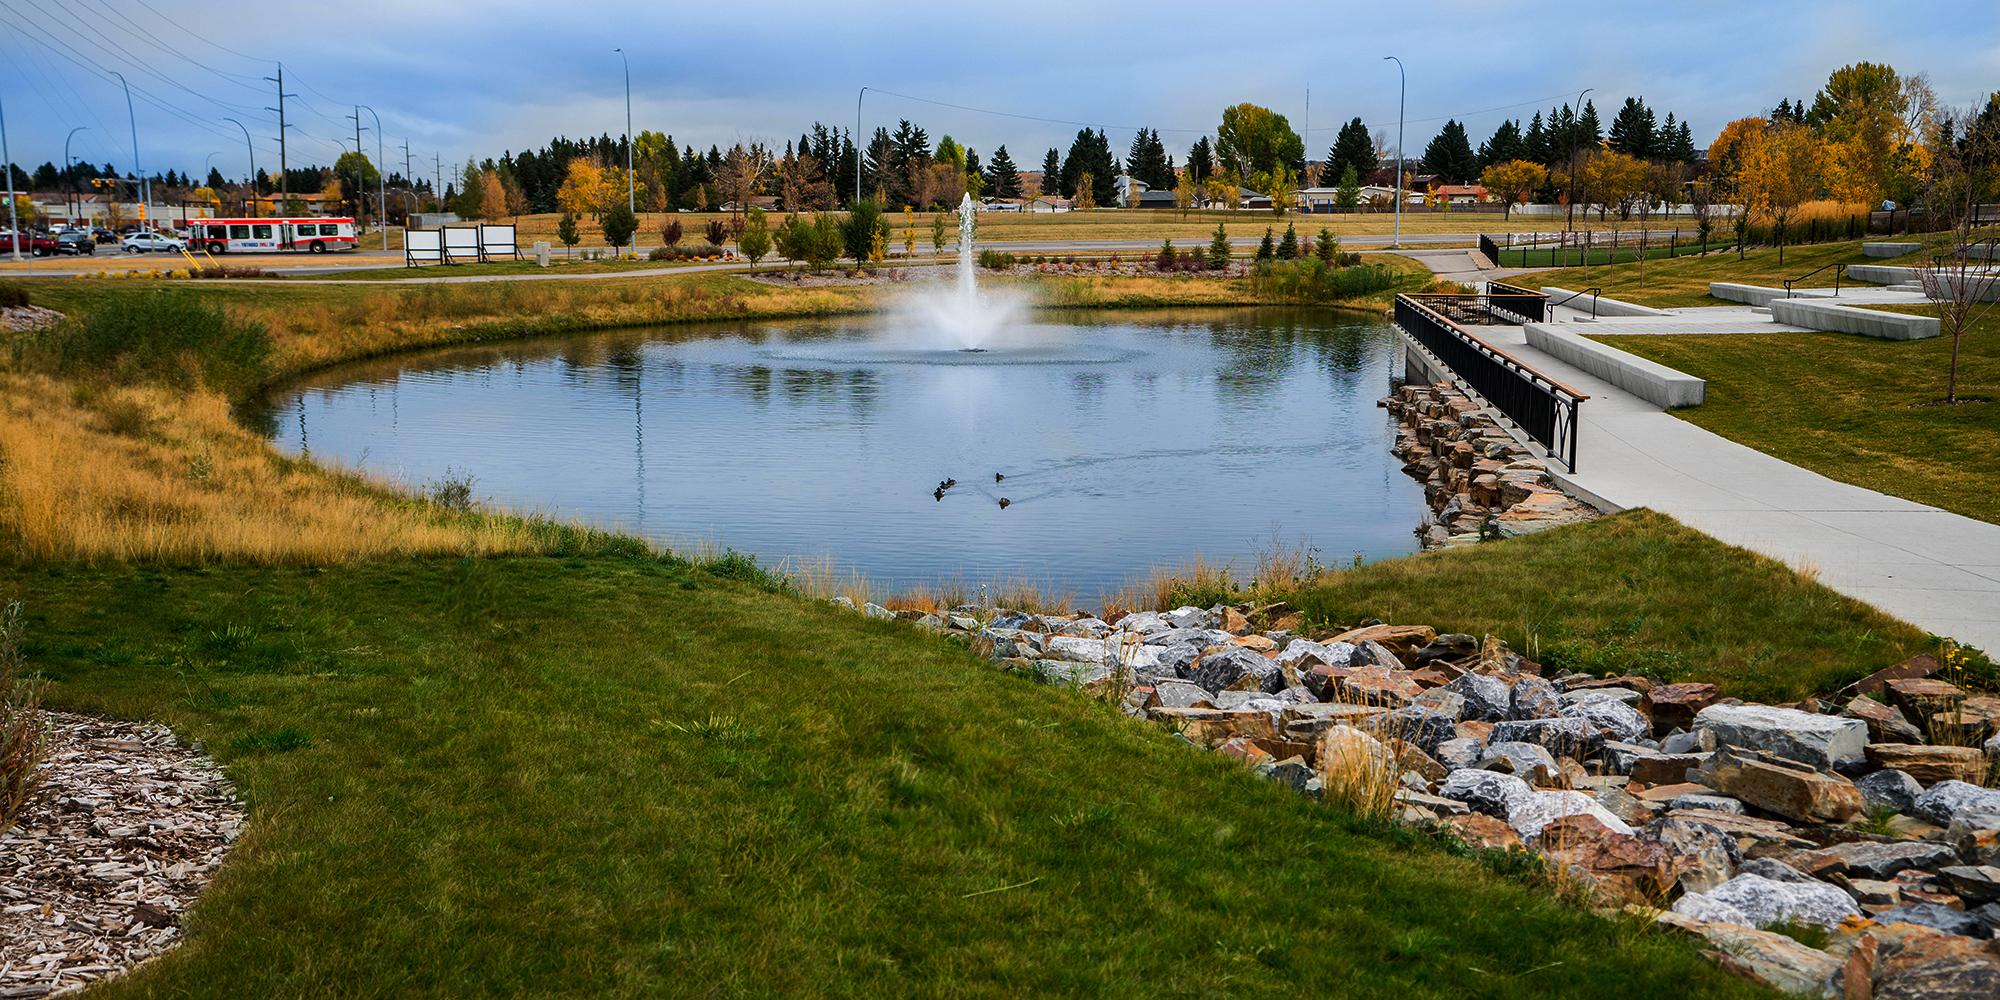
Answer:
xmin=1710 ymin=282 xmax=1786 ymax=306
xmin=1863 ymin=242 xmax=1921 ymax=258
xmin=1539 ymin=286 xmax=1671 ymax=317
xmin=1766 ymin=299 xmax=1939 ymax=340
xmin=1847 ymin=263 xmax=1919 ymax=285
xmin=1523 ymin=323 xmax=1706 ymax=408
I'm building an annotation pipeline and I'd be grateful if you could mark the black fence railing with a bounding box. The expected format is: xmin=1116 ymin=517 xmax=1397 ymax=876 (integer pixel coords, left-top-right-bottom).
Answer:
xmin=1479 ymin=233 xmax=1503 ymax=264
xmin=1393 ymin=293 xmax=1586 ymax=472
xmin=1485 ymin=280 xmax=1546 ymax=322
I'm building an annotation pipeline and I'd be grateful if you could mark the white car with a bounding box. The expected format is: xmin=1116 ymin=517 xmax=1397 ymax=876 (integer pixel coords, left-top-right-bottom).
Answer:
xmin=122 ymin=231 xmax=185 ymax=253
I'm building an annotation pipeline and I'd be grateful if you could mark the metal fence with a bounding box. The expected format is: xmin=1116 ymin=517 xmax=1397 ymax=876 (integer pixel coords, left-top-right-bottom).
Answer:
xmin=1484 ymin=280 xmax=1547 ymax=322
xmin=1393 ymin=293 xmax=1586 ymax=471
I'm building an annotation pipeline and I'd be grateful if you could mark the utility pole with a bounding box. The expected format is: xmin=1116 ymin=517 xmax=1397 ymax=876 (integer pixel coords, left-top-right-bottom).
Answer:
xmin=433 ymin=152 xmax=442 ymax=216
xmin=1383 ymin=56 xmax=1405 ymax=249
xmin=265 ymin=63 xmax=294 ymax=218
xmin=400 ymin=138 xmax=413 ymax=216
xmin=1566 ymin=87 xmax=1594 ymax=234
xmin=361 ymin=106 xmax=386 ymax=251
xmin=222 ymin=117 xmax=255 ymax=216
xmin=347 ymin=106 xmax=370 ymax=228
xmin=1302 ymin=85 xmax=1310 ymax=188
xmin=111 ymin=71 xmax=150 ymax=227
xmin=1 ymin=92 xmax=18 ymax=261
xmin=615 ymin=47 xmax=634 ymax=255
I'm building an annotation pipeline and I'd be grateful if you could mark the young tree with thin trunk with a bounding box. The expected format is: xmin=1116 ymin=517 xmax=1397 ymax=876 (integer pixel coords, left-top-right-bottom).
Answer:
xmin=1738 ymin=121 xmax=1823 ymax=264
xmin=1918 ymin=98 xmax=2000 ymax=403
xmin=1479 ymin=159 xmax=1546 ymax=219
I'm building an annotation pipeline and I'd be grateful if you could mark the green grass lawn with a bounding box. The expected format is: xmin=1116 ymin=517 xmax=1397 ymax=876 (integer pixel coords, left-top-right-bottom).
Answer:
xmin=5 ymin=549 xmax=1775 ymax=999
xmin=1495 ymin=238 xmax=1723 ymax=269
xmin=1598 ymin=313 xmax=2000 ymax=526
xmin=1281 ymin=510 xmax=1947 ymax=698
xmin=1518 ymin=240 xmax=1885 ymax=308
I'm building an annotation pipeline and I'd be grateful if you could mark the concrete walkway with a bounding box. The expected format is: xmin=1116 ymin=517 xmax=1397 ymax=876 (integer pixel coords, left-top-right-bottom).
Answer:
xmin=1459 ymin=320 xmax=2000 ymax=651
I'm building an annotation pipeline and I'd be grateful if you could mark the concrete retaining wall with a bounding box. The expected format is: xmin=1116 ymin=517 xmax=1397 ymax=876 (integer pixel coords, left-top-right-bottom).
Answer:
xmin=1863 ymin=242 xmax=1921 ymax=258
xmin=1766 ymin=299 xmax=1940 ymax=340
xmin=1848 ymin=263 xmax=1920 ymax=285
xmin=1710 ymin=282 xmax=1785 ymax=307
xmin=1522 ymin=324 xmax=1706 ymax=408
xmin=1539 ymin=286 xmax=1672 ymax=317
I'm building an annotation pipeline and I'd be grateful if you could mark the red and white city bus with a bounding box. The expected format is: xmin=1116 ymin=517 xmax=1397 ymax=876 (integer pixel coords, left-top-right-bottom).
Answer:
xmin=186 ymin=217 xmax=358 ymax=254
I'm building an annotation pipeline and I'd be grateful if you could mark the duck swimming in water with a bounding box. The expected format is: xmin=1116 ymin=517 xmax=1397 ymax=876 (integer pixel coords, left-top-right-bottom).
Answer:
xmin=933 ymin=487 xmax=945 ymax=502
xmin=944 ymin=478 xmax=957 ymax=489
xmin=994 ymin=472 xmax=1005 ymax=482
xmin=997 ymin=497 xmax=1011 ymax=509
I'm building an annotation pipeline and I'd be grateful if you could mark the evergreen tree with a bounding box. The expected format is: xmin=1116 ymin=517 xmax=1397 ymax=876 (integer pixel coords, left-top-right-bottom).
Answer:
xmin=1186 ymin=137 xmax=1215 ymax=183
xmin=1577 ymin=99 xmax=1603 ymax=147
xmin=983 ymin=145 xmax=1023 ymax=198
xmin=1206 ymin=222 xmax=1231 ymax=269
xmin=1420 ymin=119 xmax=1478 ymax=183
xmin=1276 ymin=222 xmax=1298 ymax=260
xmin=1316 ymin=227 xmax=1338 ymax=264
xmin=1062 ymin=129 xmax=1117 ymax=207
xmin=1607 ymin=97 xmax=1658 ymax=158
xmin=864 ymin=127 xmax=894 ymax=201
xmin=1524 ymin=112 xmax=1551 ymax=166
xmin=1126 ymin=128 xmax=1175 ymax=191
xmin=1039 ymin=148 xmax=1061 ymax=198
xmin=1655 ymin=112 xmax=1680 ymax=160
xmin=1334 ymin=164 xmax=1360 ymax=209
xmin=1325 ymin=117 xmax=1376 ymax=187
xmin=1672 ymin=120 xmax=1696 ymax=163
xmin=1255 ymin=227 xmax=1275 ymax=261
xmin=1477 ymin=119 xmax=1525 ymax=170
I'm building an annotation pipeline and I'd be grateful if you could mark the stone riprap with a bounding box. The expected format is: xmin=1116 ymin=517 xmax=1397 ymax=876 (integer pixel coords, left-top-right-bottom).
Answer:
xmin=848 ymin=597 xmax=2000 ymax=998
xmin=1380 ymin=382 xmax=1599 ymax=548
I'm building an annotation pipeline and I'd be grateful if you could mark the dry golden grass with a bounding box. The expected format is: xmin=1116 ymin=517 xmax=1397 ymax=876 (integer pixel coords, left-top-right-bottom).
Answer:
xmin=0 ymin=372 xmax=613 ymax=564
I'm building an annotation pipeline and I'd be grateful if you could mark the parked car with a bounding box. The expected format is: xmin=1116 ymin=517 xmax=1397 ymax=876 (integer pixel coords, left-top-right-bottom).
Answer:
xmin=56 ymin=231 xmax=95 ymax=255
xmin=121 ymin=230 xmax=185 ymax=253
xmin=92 ymin=228 xmax=117 ymax=244
xmin=0 ymin=231 xmax=61 ymax=257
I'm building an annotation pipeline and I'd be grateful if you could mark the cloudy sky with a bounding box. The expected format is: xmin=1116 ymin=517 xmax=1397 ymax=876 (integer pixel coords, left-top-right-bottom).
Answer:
xmin=4 ymin=0 xmax=1997 ymax=181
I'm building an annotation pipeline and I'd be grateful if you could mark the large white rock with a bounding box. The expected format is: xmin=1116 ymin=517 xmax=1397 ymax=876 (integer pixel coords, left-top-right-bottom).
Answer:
xmin=1506 ymin=789 xmax=1635 ymax=840
xmin=1042 ymin=635 xmax=1108 ymax=663
xmin=1564 ymin=697 xmax=1649 ymax=742
xmin=1439 ymin=768 xmax=1532 ymax=819
xmin=1276 ymin=639 xmax=1359 ymax=669
xmin=1694 ymin=704 xmax=1866 ymax=770
xmin=1671 ymin=873 xmax=1860 ymax=930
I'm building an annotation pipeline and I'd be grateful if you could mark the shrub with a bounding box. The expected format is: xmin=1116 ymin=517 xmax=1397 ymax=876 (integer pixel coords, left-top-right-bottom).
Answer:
xmin=841 ymin=200 xmax=888 ymax=263
xmin=0 ymin=601 xmax=46 ymax=836
xmin=738 ymin=208 xmax=772 ymax=268
xmin=0 ymin=285 xmax=28 ymax=309
xmin=1255 ymin=227 xmax=1276 ymax=261
xmin=1250 ymin=258 xmax=1400 ymax=303
xmin=1206 ymin=222 xmax=1232 ymax=269
xmin=661 ymin=220 xmax=683 ymax=246
xmin=1155 ymin=239 xmax=1177 ymax=270
xmin=16 ymin=290 xmax=273 ymax=395
xmin=977 ymin=249 xmax=1016 ymax=270
xmin=600 ymin=203 xmax=638 ymax=249
xmin=704 ymin=220 xmax=728 ymax=247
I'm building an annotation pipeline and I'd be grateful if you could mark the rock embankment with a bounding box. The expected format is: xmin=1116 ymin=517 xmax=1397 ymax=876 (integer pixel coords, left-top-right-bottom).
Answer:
xmin=1382 ymin=381 xmax=1597 ymax=547
xmin=855 ymin=597 xmax=2000 ymax=998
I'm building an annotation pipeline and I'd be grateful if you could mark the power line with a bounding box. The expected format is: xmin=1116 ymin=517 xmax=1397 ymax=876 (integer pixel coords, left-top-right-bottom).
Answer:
xmin=129 ymin=0 xmax=263 ymax=64
xmin=78 ymin=0 xmax=268 ymax=93
xmin=0 ymin=2 xmax=249 ymax=147
xmin=32 ymin=0 xmax=263 ymax=114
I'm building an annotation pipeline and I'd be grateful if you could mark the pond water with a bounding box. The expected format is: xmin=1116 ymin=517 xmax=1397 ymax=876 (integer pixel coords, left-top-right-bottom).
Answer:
xmin=263 ymin=308 xmax=1424 ymax=598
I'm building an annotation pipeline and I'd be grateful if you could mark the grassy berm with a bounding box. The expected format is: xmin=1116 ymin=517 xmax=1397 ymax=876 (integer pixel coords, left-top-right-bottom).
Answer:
xmin=4 ymin=552 xmax=1776 ymax=999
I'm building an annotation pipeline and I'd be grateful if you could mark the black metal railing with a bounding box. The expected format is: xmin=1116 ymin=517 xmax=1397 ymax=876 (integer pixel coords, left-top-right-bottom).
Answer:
xmin=1486 ymin=280 xmax=1547 ymax=322
xmin=1478 ymin=233 xmax=1503 ymax=264
xmin=1783 ymin=261 xmax=1847 ymax=298
xmin=1393 ymin=294 xmax=1587 ymax=472
xmin=1545 ymin=286 xmax=1602 ymax=320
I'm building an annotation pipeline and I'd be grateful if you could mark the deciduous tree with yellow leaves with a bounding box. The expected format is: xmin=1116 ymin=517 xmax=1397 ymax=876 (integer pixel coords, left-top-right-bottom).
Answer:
xmin=556 ymin=159 xmax=616 ymax=219
xmin=1737 ymin=120 xmax=1824 ymax=263
xmin=1479 ymin=159 xmax=1546 ymax=218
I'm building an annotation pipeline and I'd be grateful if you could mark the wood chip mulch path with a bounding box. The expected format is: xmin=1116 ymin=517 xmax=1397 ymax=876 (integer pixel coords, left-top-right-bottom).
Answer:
xmin=0 ymin=712 xmax=242 ymax=998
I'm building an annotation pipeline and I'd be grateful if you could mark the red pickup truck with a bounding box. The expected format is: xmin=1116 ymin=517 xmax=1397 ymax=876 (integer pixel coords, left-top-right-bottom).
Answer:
xmin=0 ymin=231 xmax=61 ymax=257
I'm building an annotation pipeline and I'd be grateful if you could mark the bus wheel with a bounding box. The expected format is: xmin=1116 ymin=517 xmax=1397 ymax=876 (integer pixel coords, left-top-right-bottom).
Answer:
xmin=309 ymin=241 xmax=325 ymax=254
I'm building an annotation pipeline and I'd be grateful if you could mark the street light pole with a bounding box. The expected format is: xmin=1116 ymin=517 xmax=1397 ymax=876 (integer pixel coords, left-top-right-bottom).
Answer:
xmin=111 ymin=71 xmax=151 ymax=226
xmin=360 ymin=106 xmax=387 ymax=251
xmin=615 ymin=48 xmax=634 ymax=255
xmin=222 ymin=117 xmax=256 ymax=216
xmin=1566 ymin=87 xmax=1593 ymax=234
xmin=64 ymin=126 xmax=87 ymax=225
xmin=1383 ymin=56 xmax=1405 ymax=249
xmin=1 ymin=92 xmax=18 ymax=261
xmin=855 ymin=86 xmax=868 ymax=206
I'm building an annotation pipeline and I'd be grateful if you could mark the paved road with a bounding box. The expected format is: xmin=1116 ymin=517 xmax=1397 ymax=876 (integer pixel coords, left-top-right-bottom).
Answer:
xmin=1402 ymin=255 xmax=2000 ymax=651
